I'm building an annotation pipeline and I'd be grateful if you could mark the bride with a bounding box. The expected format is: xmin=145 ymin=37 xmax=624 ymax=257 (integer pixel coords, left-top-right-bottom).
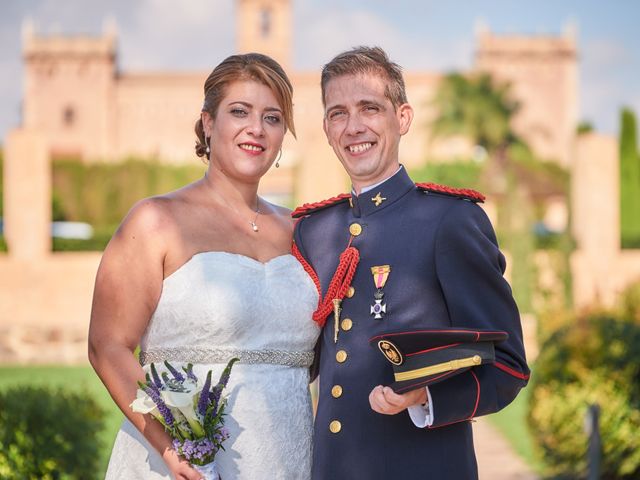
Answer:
xmin=88 ymin=53 xmax=320 ymax=480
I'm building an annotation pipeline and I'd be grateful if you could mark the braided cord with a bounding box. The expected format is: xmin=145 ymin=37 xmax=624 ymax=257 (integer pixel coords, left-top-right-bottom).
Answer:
xmin=416 ymin=182 xmax=485 ymax=203
xmin=312 ymin=246 xmax=359 ymax=327
xmin=291 ymin=193 xmax=351 ymax=218
xmin=291 ymin=241 xmax=360 ymax=327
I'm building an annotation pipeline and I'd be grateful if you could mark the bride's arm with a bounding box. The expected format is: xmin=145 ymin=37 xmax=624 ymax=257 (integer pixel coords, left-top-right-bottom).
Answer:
xmin=88 ymin=198 xmax=201 ymax=480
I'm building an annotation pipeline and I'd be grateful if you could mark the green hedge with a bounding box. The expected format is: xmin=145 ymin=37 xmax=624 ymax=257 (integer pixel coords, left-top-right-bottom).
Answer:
xmin=409 ymin=160 xmax=483 ymax=188
xmin=0 ymin=151 xmax=4 ymax=217
xmin=0 ymin=385 xmax=106 ymax=479
xmin=52 ymin=157 xmax=205 ymax=228
xmin=529 ymin=309 xmax=640 ymax=478
xmin=619 ymin=108 xmax=640 ymax=248
xmin=52 ymin=224 xmax=116 ymax=252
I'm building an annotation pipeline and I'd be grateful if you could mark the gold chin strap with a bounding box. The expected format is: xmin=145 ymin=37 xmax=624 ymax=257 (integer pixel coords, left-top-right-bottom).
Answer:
xmin=394 ymin=355 xmax=483 ymax=382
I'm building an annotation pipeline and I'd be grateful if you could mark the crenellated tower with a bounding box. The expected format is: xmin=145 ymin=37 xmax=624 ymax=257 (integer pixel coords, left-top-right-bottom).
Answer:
xmin=236 ymin=0 xmax=291 ymax=69
xmin=475 ymin=23 xmax=578 ymax=168
xmin=21 ymin=19 xmax=117 ymax=160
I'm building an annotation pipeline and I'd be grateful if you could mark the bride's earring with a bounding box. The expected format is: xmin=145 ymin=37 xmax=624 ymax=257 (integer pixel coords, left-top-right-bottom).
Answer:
xmin=275 ymin=149 xmax=282 ymax=168
xmin=205 ymin=136 xmax=211 ymax=155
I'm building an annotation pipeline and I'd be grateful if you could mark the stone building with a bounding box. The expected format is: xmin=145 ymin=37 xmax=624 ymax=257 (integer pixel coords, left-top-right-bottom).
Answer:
xmin=3 ymin=0 xmax=639 ymax=364
xmin=21 ymin=0 xmax=578 ymax=203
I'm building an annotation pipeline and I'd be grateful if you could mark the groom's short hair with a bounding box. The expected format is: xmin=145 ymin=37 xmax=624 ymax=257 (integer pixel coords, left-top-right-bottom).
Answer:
xmin=320 ymin=46 xmax=408 ymax=109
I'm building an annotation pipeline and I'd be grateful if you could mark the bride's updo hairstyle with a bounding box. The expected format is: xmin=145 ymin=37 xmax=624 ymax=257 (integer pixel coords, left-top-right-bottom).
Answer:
xmin=195 ymin=53 xmax=296 ymax=160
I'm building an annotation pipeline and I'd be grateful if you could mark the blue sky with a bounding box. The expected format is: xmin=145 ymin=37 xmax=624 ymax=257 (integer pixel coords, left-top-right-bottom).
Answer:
xmin=1 ymin=0 xmax=638 ymax=141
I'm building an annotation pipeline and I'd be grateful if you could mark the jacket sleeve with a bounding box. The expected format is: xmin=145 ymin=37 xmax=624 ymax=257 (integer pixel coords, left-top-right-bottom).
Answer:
xmin=427 ymin=200 xmax=530 ymax=428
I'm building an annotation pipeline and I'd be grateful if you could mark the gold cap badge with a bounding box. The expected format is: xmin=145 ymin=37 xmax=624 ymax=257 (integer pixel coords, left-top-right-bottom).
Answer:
xmin=378 ymin=340 xmax=403 ymax=365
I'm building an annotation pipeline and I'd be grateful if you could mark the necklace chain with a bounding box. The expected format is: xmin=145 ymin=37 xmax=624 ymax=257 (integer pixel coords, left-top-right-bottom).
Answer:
xmin=202 ymin=173 xmax=261 ymax=233
xmin=250 ymin=199 xmax=261 ymax=233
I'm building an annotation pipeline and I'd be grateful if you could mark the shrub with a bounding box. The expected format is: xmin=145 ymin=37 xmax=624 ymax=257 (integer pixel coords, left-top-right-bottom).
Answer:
xmin=619 ymin=108 xmax=640 ymax=248
xmin=529 ymin=313 xmax=640 ymax=478
xmin=0 ymin=151 xmax=4 ymax=216
xmin=52 ymin=225 xmax=115 ymax=252
xmin=619 ymin=281 xmax=640 ymax=325
xmin=52 ymin=157 xmax=205 ymax=229
xmin=409 ymin=160 xmax=483 ymax=188
xmin=0 ymin=386 xmax=106 ymax=480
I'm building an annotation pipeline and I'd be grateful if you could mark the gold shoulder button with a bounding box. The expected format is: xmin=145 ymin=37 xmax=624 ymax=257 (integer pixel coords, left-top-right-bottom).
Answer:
xmin=349 ymin=223 xmax=362 ymax=236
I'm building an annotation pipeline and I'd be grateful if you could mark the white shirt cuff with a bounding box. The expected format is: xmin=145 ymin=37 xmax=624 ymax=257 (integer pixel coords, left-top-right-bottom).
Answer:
xmin=407 ymin=387 xmax=434 ymax=428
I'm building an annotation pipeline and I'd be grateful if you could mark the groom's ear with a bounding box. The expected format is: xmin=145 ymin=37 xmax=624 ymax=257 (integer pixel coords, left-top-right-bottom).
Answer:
xmin=397 ymin=103 xmax=414 ymax=136
xmin=322 ymin=115 xmax=330 ymax=143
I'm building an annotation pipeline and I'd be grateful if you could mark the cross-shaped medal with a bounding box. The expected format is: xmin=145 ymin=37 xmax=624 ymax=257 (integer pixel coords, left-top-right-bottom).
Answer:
xmin=370 ymin=290 xmax=387 ymax=319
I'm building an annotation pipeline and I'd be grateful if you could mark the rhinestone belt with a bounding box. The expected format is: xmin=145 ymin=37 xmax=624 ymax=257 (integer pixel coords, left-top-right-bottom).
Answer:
xmin=139 ymin=347 xmax=314 ymax=368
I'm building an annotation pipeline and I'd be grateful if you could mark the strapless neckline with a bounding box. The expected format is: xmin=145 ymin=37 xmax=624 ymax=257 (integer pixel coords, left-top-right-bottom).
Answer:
xmin=164 ymin=251 xmax=295 ymax=282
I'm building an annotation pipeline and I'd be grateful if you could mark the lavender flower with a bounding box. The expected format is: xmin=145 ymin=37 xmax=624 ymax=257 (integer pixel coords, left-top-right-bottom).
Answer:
xmin=150 ymin=363 xmax=163 ymax=390
xmin=144 ymin=385 xmax=175 ymax=427
xmin=218 ymin=358 xmax=239 ymax=390
xmin=209 ymin=384 xmax=223 ymax=412
xmin=182 ymin=363 xmax=198 ymax=383
xmin=209 ymin=358 xmax=239 ymax=412
xmin=173 ymin=437 xmax=217 ymax=465
xmin=198 ymin=370 xmax=212 ymax=417
xmin=133 ymin=357 xmax=238 ymax=465
xmin=164 ymin=361 xmax=186 ymax=382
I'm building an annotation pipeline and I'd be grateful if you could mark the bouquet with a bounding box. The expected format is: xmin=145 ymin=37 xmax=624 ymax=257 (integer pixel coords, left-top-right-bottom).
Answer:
xmin=131 ymin=357 xmax=239 ymax=479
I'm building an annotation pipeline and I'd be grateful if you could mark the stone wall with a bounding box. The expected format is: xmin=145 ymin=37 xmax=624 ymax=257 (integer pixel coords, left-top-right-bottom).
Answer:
xmin=571 ymin=133 xmax=640 ymax=307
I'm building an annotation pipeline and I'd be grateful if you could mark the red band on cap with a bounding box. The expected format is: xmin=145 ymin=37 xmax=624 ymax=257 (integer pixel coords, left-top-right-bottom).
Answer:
xmin=494 ymin=361 xmax=530 ymax=380
xmin=404 ymin=343 xmax=463 ymax=357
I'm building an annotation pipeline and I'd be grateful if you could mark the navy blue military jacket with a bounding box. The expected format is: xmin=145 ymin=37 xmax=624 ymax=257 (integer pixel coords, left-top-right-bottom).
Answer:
xmin=293 ymin=167 xmax=530 ymax=480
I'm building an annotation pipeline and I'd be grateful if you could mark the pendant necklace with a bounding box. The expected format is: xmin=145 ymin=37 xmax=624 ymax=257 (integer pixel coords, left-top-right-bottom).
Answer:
xmin=202 ymin=172 xmax=261 ymax=233
xmin=250 ymin=198 xmax=261 ymax=232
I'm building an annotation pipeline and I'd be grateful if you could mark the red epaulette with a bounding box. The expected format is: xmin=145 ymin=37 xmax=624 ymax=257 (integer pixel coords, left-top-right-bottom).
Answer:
xmin=416 ymin=182 xmax=485 ymax=203
xmin=291 ymin=193 xmax=351 ymax=218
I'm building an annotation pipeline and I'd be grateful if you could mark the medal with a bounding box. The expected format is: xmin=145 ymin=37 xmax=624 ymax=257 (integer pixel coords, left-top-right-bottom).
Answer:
xmin=370 ymin=265 xmax=391 ymax=319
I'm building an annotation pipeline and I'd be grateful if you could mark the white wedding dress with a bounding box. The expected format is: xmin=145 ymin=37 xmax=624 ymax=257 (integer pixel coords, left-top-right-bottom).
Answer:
xmin=105 ymin=252 xmax=320 ymax=480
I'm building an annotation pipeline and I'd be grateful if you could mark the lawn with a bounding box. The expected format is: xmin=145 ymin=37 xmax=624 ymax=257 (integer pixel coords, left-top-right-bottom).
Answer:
xmin=0 ymin=364 xmax=123 ymax=478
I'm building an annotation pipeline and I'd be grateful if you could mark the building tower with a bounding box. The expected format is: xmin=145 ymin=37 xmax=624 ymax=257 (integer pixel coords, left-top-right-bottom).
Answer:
xmin=475 ymin=23 xmax=578 ymax=168
xmin=22 ymin=19 xmax=117 ymax=160
xmin=236 ymin=0 xmax=291 ymax=69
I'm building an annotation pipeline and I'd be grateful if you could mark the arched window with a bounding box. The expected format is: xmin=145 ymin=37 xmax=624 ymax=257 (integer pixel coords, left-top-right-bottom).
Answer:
xmin=62 ymin=106 xmax=75 ymax=127
xmin=260 ymin=7 xmax=272 ymax=38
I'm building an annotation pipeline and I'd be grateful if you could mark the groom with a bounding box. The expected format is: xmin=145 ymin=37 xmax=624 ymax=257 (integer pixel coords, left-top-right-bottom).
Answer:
xmin=292 ymin=47 xmax=530 ymax=479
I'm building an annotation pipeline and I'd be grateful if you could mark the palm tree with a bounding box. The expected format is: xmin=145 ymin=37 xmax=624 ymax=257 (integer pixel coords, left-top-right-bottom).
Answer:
xmin=431 ymin=72 xmax=537 ymax=312
xmin=431 ymin=72 xmax=520 ymax=167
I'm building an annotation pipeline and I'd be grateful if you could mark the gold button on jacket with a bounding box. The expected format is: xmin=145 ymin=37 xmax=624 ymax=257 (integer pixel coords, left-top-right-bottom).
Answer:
xmin=346 ymin=286 xmax=355 ymax=298
xmin=336 ymin=350 xmax=348 ymax=363
xmin=349 ymin=223 xmax=362 ymax=236
xmin=341 ymin=318 xmax=353 ymax=331
xmin=329 ymin=420 xmax=342 ymax=433
xmin=331 ymin=385 xmax=343 ymax=398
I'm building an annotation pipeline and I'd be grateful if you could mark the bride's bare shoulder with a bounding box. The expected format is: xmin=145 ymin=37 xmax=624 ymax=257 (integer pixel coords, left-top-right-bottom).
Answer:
xmin=108 ymin=191 xmax=189 ymax=257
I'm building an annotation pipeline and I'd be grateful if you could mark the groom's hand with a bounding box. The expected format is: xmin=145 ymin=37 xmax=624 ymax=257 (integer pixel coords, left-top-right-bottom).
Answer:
xmin=369 ymin=385 xmax=427 ymax=415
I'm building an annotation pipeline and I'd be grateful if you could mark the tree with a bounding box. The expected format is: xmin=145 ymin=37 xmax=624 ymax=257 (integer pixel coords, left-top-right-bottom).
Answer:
xmin=431 ymin=72 xmax=520 ymax=164
xmin=619 ymin=108 xmax=640 ymax=248
xmin=431 ymin=73 xmax=535 ymax=312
